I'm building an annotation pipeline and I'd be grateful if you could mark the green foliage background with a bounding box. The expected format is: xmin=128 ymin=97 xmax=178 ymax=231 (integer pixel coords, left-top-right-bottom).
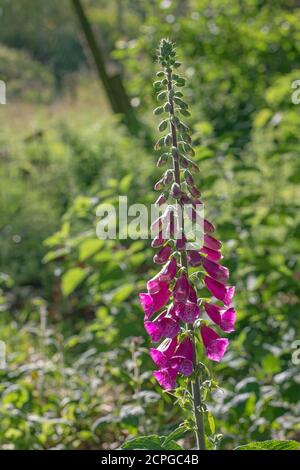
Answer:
xmin=0 ymin=0 xmax=299 ymax=449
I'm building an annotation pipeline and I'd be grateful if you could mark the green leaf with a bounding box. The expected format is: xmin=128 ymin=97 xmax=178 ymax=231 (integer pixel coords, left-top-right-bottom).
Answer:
xmin=163 ymin=440 xmax=185 ymax=450
xmin=163 ymin=425 xmax=189 ymax=446
xmin=121 ymin=435 xmax=165 ymax=450
xmin=207 ymin=411 xmax=215 ymax=435
xmin=61 ymin=267 xmax=88 ymax=297
xmin=42 ymin=247 xmax=70 ymax=263
xmin=111 ymin=283 xmax=134 ymax=304
xmin=235 ymin=440 xmax=300 ymax=451
xmin=121 ymin=435 xmax=184 ymax=450
xmin=79 ymin=239 xmax=103 ymax=261
xmin=154 ymin=106 xmax=164 ymax=115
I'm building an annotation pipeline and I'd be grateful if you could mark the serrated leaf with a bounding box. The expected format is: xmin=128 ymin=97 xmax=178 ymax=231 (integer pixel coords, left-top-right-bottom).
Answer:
xmin=121 ymin=435 xmax=165 ymax=450
xmin=163 ymin=425 xmax=189 ymax=446
xmin=121 ymin=434 xmax=185 ymax=451
xmin=162 ymin=440 xmax=185 ymax=450
xmin=235 ymin=440 xmax=300 ymax=451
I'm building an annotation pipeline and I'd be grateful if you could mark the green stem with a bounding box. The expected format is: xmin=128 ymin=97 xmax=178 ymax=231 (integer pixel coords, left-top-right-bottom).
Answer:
xmin=166 ymin=66 xmax=206 ymax=451
xmin=191 ymin=372 xmax=206 ymax=450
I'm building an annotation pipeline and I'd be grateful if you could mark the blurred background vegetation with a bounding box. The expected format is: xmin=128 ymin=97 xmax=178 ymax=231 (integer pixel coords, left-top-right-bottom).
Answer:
xmin=0 ymin=0 xmax=299 ymax=450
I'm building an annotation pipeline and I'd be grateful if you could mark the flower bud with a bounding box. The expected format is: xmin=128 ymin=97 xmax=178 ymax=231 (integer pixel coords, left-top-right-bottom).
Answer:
xmin=184 ymin=170 xmax=194 ymax=186
xmin=153 ymin=245 xmax=171 ymax=264
xmin=163 ymin=169 xmax=173 ymax=185
xmin=189 ymin=186 xmax=201 ymax=198
xmin=155 ymin=193 xmax=168 ymax=207
xmin=164 ymin=134 xmax=172 ymax=147
xmin=157 ymin=153 xmax=169 ymax=167
xmin=154 ymin=178 xmax=164 ymax=191
xmin=170 ymin=182 xmax=181 ymax=199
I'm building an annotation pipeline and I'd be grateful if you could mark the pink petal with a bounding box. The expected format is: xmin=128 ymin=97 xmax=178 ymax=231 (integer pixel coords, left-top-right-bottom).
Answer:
xmin=176 ymin=337 xmax=195 ymax=363
xmin=204 ymin=234 xmax=222 ymax=251
xmin=153 ymin=245 xmax=171 ymax=264
xmin=150 ymin=349 xmax=168 ymax=368
xmin=139 ymin=285 xmax=171 ymax=318
xmin=200 ymin=246 xmax=223 ymax=262
xmin=188 ymin=285 xmax=197 ymax=303
xmin=187 ymin=250 xmax=203 ymax=267
xmin=204 ymin=276 xmax=235 ymax=306
xmin=147 ymin=277 xmax=169 ymax=294
xmin=150 ymin=337 xmax=178 ymax=367
xmin=173 ymin=273 xmax=190 ymax=302
xmin=200 ymin=325 xmax=229 ymax=362
xmin=175 ymin=301 xmax=200 ymax=323
xmin=157 ymin=317 xmax=180 ymax=338
xmin=160 ymin=337 xmax=178 ymax=358
xmin=170 ymin=357 xmax=194 ymax=376
xmin=158 ymin=258 xmax=177 ymax=282
xmin=153 ymin=368 xmax=177 ymax=390
xmin=144 ymin=321 xmax=162 ymax=342
xmin=151 ymin=235 xmax=165 ymax=248
xmin=176 ymin=233 xmax=187 ymax=251
xmin=204 ymin=303 xmax=236 ymax=333
xmin=220 ymin=307 xmax=236 ymax=333
xmin=202 ymin=258 xmax=229 ymax=283
xmin=204 ymin=219 xmax=215 ymax=233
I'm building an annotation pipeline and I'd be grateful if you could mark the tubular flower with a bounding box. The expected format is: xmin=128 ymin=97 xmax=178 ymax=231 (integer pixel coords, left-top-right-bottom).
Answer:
xmin=139 ymin=39 xmax=236 ymax=391
xmin=200 ymin=325 xmax=229 ymax=362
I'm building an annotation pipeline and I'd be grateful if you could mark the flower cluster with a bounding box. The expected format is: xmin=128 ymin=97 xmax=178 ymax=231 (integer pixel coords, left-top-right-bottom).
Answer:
xmin=139 ymin=39 xmax=236 ymax=391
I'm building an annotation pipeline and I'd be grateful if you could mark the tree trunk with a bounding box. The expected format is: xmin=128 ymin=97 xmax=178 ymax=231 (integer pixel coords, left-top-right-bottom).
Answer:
xmin=71 ymin=0 xmax=141 ymax=136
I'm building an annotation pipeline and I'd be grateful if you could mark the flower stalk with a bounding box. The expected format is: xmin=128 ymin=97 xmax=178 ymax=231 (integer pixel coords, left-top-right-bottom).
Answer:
xmin=166 ymin=52 xmax=206 ymax=450
xmin=140 ymin=39 xmax=236 ymax=451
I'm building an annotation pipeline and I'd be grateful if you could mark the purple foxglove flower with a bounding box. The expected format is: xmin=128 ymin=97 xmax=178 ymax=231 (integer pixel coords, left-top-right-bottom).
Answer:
xmin=180 ymin=193 xmax=192 ymax=205
xmin=151 ymin=235 xmax=165 ymax=248
xmin=187 ymin=250 xmax=203 ymax=267
xmin=172 ymin=358 xmax=194 ymax=376
xmin=176 ymin=233 xmax=187 ymax=251
xmin=204 ymin=303 xmax=236 ymax=333
xmin=204 ymin=219 xmax=215 ymax=233
xmin=189 ymin=186 xmax=201 ymax=198
xmin=153 ymin=367 xmax=177 ymax=390
xmin=163 ymin=169 xmax=174 ymax=185
xmin=165 ymin=215 xmax=176 ymax=238
xmin=171 ymin=337 xmax=195 ymax=376
xmin=204 ymin=276 xmax=235 ymax=307
xmin=144 ymin=320 xmax=163 ymax=342
xmin=176 ymin=336 xmax=195 ymax=363
xmin=173 ymin=273 xmax=190 ymax=302
xmin=188 ymin=285 xmax=197 ymax=303
xmin=139 ymin=284 xmax=171 ymax=319
xmin=157 ymin=258 xmax=177 ymax=282
xmin=204 ymin=234 xmax=222 ymax=251
xmin=200 ymin=246 xmax=223 ymax=262
xmin=200 ymin=325 xmax=229 ymax=362
xmin=145 ymin=314 xmax=180 ymax=341
xmin=202 ymin=258 xmax=229 ymax=283
xmin=150 ymin=337 xmax=178 ymax=367
xmin=192 ymin=198 xmax=203 ymax=208
xmin=184 ymin=170 xmax=194 ymax=186
xmin=153 ymin=244 xmax=171 ymax=264
xmin=175 ymin=301 xmax=200 ymax=323
xmin=157 ymin=317 xmax=180 ymax=338
xmin=170 ymin=182 xmax=181 ymax=199
xmin=187 ymin=207 xmax=202 ymax=224
xmin=147 ymin=277 xmax=169 ymax=294
xmin=151 ymin=216 xmax=163 ymax=234
xmin=155 ymin=193 xmax=167 ymax=207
